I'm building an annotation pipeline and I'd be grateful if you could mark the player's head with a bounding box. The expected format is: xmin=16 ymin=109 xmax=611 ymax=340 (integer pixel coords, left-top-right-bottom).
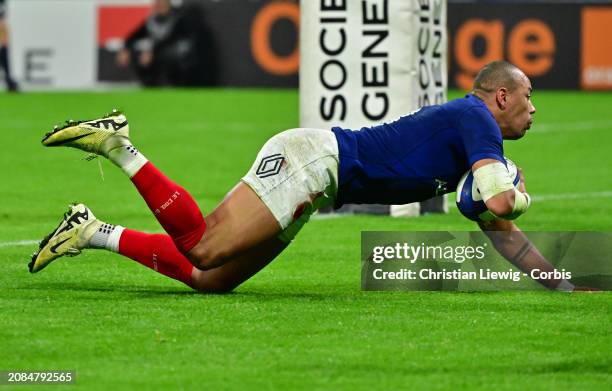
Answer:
xmin=472 ymin=61 xmax=536 ymax=140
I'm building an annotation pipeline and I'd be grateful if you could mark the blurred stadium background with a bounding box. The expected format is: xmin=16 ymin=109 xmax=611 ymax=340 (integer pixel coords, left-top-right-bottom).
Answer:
xmin=1 ymin=0 xmax=611 ymax=389
xmin=6 ymin=0 xmax=612 ymax=90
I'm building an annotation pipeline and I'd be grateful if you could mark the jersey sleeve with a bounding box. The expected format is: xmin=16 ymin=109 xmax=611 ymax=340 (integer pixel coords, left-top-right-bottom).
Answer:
xmin=456 ymin=106 xmax=504 ymax=166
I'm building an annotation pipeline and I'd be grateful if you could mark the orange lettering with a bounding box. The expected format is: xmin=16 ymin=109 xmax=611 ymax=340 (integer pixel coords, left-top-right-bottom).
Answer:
xmin=508 ymin=19 xmax=555 ymax=76
xmin=251 ymin=2 xmax=300 ymax=76
xmin=454 ymin=19 xmax=504 ymax=90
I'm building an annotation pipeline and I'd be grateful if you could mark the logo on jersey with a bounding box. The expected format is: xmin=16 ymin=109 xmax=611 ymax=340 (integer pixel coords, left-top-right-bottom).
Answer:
xmin=256 ymin=154 xmax=284 ymax=178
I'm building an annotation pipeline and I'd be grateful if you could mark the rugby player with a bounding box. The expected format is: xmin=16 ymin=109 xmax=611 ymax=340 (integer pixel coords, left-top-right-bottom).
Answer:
xmin=29 ymin=61 xmax=591 ymax=292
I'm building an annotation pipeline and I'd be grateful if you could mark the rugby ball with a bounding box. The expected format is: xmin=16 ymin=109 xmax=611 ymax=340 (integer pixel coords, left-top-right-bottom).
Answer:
xmin=456 ymin=158 xmax=520 ymax=222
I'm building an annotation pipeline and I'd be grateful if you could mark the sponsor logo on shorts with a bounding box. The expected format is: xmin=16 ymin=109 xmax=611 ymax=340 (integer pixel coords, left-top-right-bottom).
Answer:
xmin=256 ymin=154 xmax=285 ymax=178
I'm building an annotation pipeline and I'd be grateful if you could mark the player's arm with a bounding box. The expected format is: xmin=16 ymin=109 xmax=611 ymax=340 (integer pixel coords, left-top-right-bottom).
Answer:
xmin=472 ymin=158 xmax=531 ymax=219
xmin=478 ymin=219 xmax=598 ymax=291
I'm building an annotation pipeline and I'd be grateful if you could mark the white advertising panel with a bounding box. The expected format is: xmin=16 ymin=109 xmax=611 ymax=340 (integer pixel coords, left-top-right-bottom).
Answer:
xmin=9 ymin=0 xmax=97 ymax=90
xmin=300 ymin=0 xmax=448 ymax=215
xmin=300 ymin=0 xmax=447 ymax=129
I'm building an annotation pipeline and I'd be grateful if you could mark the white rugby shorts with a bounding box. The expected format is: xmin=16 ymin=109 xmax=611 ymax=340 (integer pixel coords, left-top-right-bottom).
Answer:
xmin=241 ymin=128 xmax=339 ymax=242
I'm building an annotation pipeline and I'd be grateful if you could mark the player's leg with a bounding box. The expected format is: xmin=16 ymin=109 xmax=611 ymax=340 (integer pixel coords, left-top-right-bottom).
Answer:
xmin=115 ymin=228 xmax=286 ymax=292
xmin=190 ymin=237 xmax=288 ymax=293
xmin=41 ymin=112 xmax=285 ymax=266
xmin=188 ymin=127 xmax=340 ymax=270
xmin=191 ymin=199 xmax=313 ymax=291
xmin=185 ymin=182 xmax=282 ymax=270
xmin=28 ymin=203 xmax=193 ymax=286
xmin=41 ymin=116 xmax=337 ymax=274
xmin=29 ymin=203 xmax=286 ymax=293
xmin=117 ymin=230 xmax=288 ymax=292
xmin=41 ymin=111 xmax=209 ymax=257
xmin=108 ymin=137 xmax=283 ymax=270
xmin=113 ymin=189 xmax=284 ymax=290
xmin=116 ymin=229 xmax=195 ymax=287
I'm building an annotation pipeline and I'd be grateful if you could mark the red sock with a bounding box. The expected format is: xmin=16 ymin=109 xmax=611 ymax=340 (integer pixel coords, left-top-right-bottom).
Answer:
xmin=131 ymin=162 xmax=206 ymax=253
xmin=119 ymin=229 xmax=194 ymax=288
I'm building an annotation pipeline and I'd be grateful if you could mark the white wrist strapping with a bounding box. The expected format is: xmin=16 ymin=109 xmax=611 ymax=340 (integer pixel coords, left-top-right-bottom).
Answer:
xmin=473 ymin=162 xmax=531 ymax=219
xmin=503 ymin=189 xmax=532 ymax=220
xmin=512 ymin=188 xmax=531 ymax=214
xmin=473 ymin=161 xmax=514 ymax=202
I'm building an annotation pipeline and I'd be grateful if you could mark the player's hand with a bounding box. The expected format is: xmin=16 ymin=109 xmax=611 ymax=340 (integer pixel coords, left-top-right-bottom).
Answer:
xmin=572 ymin=286 xmax=601 ymax=292
xmin=517 ymin=167 xmax=526 ymax=193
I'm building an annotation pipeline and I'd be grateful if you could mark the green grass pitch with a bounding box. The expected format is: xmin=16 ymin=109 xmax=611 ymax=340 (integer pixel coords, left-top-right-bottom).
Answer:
xmin=0 ymin=89 xmax=611 ymax=390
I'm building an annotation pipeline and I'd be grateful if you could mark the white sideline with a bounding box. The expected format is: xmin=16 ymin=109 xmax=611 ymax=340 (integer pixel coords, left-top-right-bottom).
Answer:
xmin=0 ymin=240 xmax=39 ymax=248
xmin=531 ymin=190 xmax=612 ymax=201
xmin=1 ymin=191 xmax=611 ymax=249
xmin=530 ymin=120 xmax=612 ymax=133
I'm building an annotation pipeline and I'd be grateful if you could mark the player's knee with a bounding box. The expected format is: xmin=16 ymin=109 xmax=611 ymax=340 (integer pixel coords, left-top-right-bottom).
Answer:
xmin=192 ymin=278 xmax=237 ymax=294
xmin=190 ymin=271 xmax=238 ymax=294
xmin=187 ymin=243 xmax=231 ymax=271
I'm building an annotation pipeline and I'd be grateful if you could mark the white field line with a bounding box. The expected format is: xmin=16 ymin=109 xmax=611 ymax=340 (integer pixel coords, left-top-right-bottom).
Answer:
xmin=529 ymin=120 xmax=612 ymax=133
xmin=309 ymin=190 xmax=612 ymax=216
xmin=445 ymin=190 xmax=612 ymax=209
xmin=0 ymin=240 xmax=39 ymax=248
xmin=1 ymin=194 xmax=611 ymax=249
xmin=531 ymin=190 xmax=612 ymax=202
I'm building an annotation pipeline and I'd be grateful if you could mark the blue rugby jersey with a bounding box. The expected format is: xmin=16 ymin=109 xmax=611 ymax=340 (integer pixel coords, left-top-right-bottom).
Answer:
xmin=331 ymin=94 xmax=505 ymax=207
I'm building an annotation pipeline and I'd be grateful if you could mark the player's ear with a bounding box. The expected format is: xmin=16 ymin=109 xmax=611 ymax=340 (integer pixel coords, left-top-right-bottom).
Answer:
xmin=495 ymin=88 xmax=508 ymax=110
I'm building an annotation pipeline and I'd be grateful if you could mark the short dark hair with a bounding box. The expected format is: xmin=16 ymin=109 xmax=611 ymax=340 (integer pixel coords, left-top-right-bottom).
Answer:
xmin=472 ymin=61 xmax=524 ymax=93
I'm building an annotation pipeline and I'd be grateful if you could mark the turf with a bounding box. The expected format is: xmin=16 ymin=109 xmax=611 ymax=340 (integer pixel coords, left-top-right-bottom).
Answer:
xmin=0 ymin=89 xmax=611 ymax=390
